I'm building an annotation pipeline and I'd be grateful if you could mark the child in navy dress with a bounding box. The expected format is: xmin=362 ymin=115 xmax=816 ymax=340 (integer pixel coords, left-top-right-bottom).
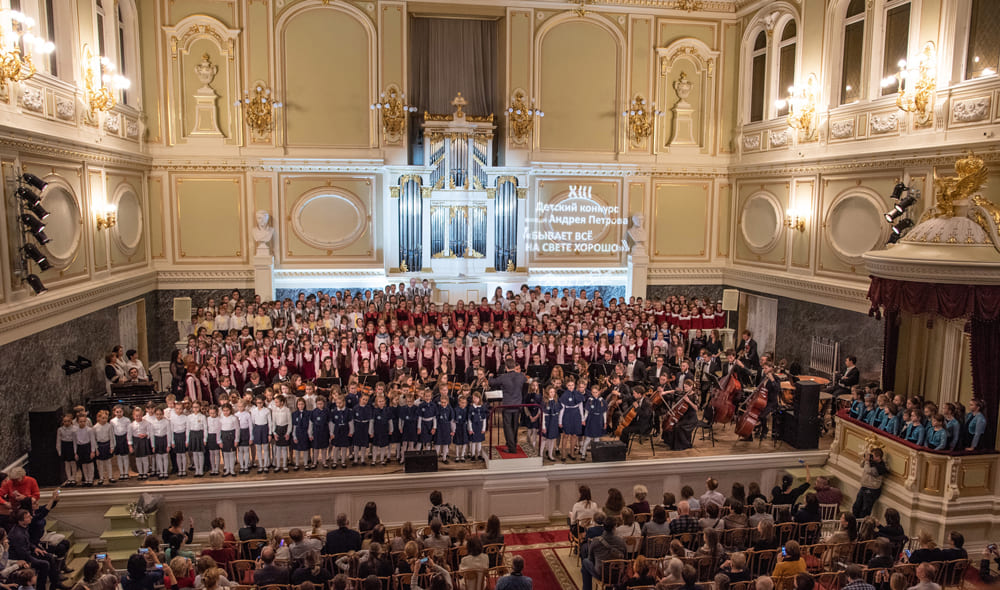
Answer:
xmin=206 ymin=405 xmax=222 ymax=476
xmin=219 ymin=403 xmax=239 ymax=477
xmin=558 ymin=379 xmax=584 ymax=461
xmin=388 ymin=393 xmax=403 ymax=462
xmin=73 ymin=414 xmax=97 ymax=486
xmin=399 ymin=393 xmax=419 ymax=461
xmin=540 ymin=386 xmax=561 ymax=461
xmin=371 ymin=395 xmax=393 ymax=465
xmin=110 ymin=405 xmax=131 ymax=480
xmin=581 ymin=384 xmax=607 ymax=458
xmin=129 ymin=406 xmax=152 ymax=480
xmin=434 ymin=395 xmax=454 ymax=463
xmin=56 ymin=414 xmax=77 ymax=486
xmin=311 ymin=396 xmax=332 ymax=468
xmin=187 ymin=402 xmax=207 ymax=477
xmin=351 ymin=393 xmax=373 ymax=465
xmin=417 ymin=389 xmax=437 ymax=451
xmin=331 ymin=395 xmax=353 ymax=468
xmin=468 ymin=391 xmax=488 ymax=462
xmin=291 ymin=397 xmax=312 ymax=470
xmin=452 ymin=396 xmax=470 ymax=462
xmin=93 ymin=410 xmax=114 ymax=485
xmin=235 ymin=399 xmax=253 ymax=474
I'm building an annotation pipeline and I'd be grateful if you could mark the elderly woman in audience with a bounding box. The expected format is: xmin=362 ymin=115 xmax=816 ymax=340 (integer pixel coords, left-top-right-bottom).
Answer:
xmin=659 ymin=557 xmax=685 ymax=587
xmin=771 ymin=540 xmax=807 ymax=589
xmin=699 ymin=503 xmax=726 ymax=532
xmin=209 ymin=518 xmax=236 ymax=549
xmin=719 ymin=552 xmax=752 ymax=583
xmin=628 ymin=485 xmax=650 ymax=516
xmin=615 ymin=508 xmax=642 ymax=539
xmin=643 ymin=506 xmax=671 ymax=537
xmin=168 ymin=556 xmax=195 ymax=589
xmin=199 ymin=530 xmax=235 ymax=570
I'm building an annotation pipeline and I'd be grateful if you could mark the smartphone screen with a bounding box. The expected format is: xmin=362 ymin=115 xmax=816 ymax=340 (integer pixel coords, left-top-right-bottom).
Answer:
xmin=904 ymin=550 xmax=911 ymax=558
xmin=419 ymin=557 xmax=429 ymax=564
xmin=97 ymin=554 xmax=107 ymax=560
xmin=155 ymin=564 xmax=163 ymax=569
xmin=139 ymin=548 xmax=149 ymax=554
xmin=280 ymin=539 xmax=285 ymax=547
xmin=781 ymin=547 xmax=787 ymax=557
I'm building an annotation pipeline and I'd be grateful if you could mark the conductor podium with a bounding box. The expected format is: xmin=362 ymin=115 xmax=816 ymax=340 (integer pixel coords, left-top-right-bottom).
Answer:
xmin=776 ymin=380 xmax=821 ymax=449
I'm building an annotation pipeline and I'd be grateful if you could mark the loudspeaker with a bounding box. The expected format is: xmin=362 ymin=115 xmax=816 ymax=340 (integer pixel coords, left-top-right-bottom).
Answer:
xmin=173 ymin=297 xmax=192 ymax=322
xmin=777 ymin=380 xmax=821 ymax=449
xmin=29 ymin=407 xmax=63 ymax=487
xmin=722 ymin=289 xmax=739 ymax=311
xmin=404 ymin=450 xmax=438 ymax=473
xmin=590 ymin=440 xmax=627 ymax=463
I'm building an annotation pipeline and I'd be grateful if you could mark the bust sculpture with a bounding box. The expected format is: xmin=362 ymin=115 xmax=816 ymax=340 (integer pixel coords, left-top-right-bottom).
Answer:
xmin=252 ymin=210 xmax=274 ymax=255
xmin=628 ymin=213 xmax=648 ymax=257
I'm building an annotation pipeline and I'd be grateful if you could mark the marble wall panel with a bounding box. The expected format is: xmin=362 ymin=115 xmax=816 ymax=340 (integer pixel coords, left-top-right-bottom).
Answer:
xmin=646 ymin=284 xmax=726 ymax=302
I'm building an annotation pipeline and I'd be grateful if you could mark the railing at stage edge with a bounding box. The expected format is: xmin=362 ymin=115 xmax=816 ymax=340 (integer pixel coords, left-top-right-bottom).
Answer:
xmin=486 ymin=402 xmax=543 ymax=459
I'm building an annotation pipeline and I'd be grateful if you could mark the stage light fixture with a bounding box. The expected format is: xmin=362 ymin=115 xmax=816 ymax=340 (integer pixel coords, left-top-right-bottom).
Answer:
xmin=895 ymin=194 xmax=918 ymax=211
xmin=61 ymin=360 xmax=80 ymax=375
xmin=16 ymin=186 xmax=41 ymax=207
xmin=75 ymin=356 xmax=93 ymax=369
xmin=20 ymin=213 xmax=50 ymax=244
xmin=887 ymin=232 xmax=902 ymax=244
xmin=27 ymin=200 xmax=49 ymax=220
xmin=22 ymin=243 xmax=49 ymax=271
xmin=889 ymin=182 xmax=907 ymax=200
xmin=884 ymin=209 xmax=903 ymax=223
xmin=21 ymin=173 xmax=47 ymax=191
xmin=25 ymin=273 xmax=46 ymax=294
xmin=892 ymin=218 xmax=914 ymax=235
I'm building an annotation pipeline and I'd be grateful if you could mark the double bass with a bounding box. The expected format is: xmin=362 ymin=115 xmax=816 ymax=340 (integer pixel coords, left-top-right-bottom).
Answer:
xmin=734 ymin=377 xmax=769 ymax=438
xmin=708 ymin=372 xmax=742 ymax=424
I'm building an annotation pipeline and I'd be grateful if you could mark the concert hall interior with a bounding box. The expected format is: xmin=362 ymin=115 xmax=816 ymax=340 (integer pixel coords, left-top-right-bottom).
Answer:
xmin=1 ymin=0 xmax=1000 ymax=588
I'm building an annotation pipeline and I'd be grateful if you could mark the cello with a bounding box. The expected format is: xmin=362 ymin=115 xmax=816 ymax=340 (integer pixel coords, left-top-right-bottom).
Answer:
xmin=708 ymin=372 xmax=742 ymax=424
xmin=734 ymin=376 xmax=770 ymax=438
xmin=661 ymin=390 xmax=696 ymax=433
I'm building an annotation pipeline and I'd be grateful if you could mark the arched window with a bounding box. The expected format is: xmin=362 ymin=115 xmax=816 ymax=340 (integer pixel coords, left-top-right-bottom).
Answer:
xmin=840 ymin=0 xmax=865 ymax=104
xmin=965 ymin=0 xmax=1000 ymax=79
xmin=116 ymin=3 xmax=128 ymax=104
xmin=749 ymin=31 xmax=767 ymax=123
xmin=93 ymin=0 xmax=137 ymax=107
xmin=880 ymin=0 xmax=910 ymax=97
xmin=776 ymin=21 xmax=797 ymax=117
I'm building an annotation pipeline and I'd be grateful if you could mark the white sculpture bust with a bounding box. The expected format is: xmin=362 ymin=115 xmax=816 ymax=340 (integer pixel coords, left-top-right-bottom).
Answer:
xmin=628 ymin=213 xmax=648 ymax=258
xmin=252 ymin=210 xmax=274 ymax=255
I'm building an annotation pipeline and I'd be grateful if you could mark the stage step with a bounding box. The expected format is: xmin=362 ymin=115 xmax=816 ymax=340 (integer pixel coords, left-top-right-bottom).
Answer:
xmin=67 ymin=541 xmax=89 ymax=561
xmin=107 ymin=549 xmax=139 ymax=568
xmin=100 ymin=528 xmax=149 ymax=552
xmin=64 ymin=556 xmax=89 ymax=585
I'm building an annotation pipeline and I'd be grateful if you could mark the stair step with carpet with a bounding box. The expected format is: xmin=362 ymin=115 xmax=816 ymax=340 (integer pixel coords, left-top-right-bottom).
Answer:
xmin=100 ymin=528 xmax=147 ymax=553
xmin=104 ymin=505 xmax=156 ymax=530
xmin=99 ymin=505 xmax=158 ymax=567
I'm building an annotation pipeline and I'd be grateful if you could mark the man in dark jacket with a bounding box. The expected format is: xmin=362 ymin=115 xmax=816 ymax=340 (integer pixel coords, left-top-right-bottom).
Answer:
xmin=488 ymin=360 xmax=526 ymax=453
xmin=9 ymin=509 xmax=64 ymax=590
xmin=252 ymin=547 xmax=289 ymax=586
xmin=323 ymin=513 xmax=362 ymax=555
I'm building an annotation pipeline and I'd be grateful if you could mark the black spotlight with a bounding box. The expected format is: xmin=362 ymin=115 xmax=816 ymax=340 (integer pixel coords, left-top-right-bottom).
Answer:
xmin=889 ymin=182 xmax=907 ymax=200
xmin=16 ymin=186 xmax=41 ymax=207
xmin=892 ymin=218 xmax=914 ymax=235
xmin=896 ymin=194 xmax=918 ymax=211
xmin=20 ymin=213 xmax=50 ymax=244
xmin=21 ymin=172 xmax=48 ymax=191
xmin=25 ymin=274 xmax=47 ymax=294
xmin=27 ymin=200 xmax=49 ymax=220
xmin=23 ymin=243 xmax=50 ymax=271
xmin=61 ymin=360 xmax=81 ymax=375
xmin=884 ymin=208 xmax=903 ymax=223
xmin=75 ymin=355 xmax=93 ymax=369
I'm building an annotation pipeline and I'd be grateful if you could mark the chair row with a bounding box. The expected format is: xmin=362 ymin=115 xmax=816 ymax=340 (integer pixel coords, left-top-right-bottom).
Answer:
xmin=226 ymin=565 xmax=510 ymax=590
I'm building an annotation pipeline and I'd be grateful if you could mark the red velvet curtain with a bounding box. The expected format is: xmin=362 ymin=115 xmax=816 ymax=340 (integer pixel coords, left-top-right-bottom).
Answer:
xmin=869 ymin=277 xmax=1000 ymax=449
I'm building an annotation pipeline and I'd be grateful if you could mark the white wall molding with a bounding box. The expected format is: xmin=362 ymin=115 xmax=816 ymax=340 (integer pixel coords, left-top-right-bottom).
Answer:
xmin=156 ymin=269 xmax=256 ymax=290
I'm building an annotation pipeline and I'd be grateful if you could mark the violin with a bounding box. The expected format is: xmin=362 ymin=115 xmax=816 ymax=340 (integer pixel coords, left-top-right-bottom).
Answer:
xmin=734 ymin=375 xmax=770 ymax=438
xmin=708 ymin=372 xmax=742 ymax=424
xmin=661 ymin=391 xmax=695 ymax=433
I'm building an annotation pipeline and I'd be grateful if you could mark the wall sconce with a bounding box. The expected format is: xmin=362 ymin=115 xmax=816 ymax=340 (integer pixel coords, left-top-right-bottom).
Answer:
xmin=884 ymin=41 xmax=936 ymax=126
xmin=505 ymin=90 xmax=543 ymax=146
xmin=776 ymin=73 xmax=818 ymax=140
xmin=235 ymin=84 xmax=282 ymax=135
xmin=0 ymin=9 xmax=54 ymax=88
xmin=83 ymin=44 xmax=130 ymax=114
xmin=96 ymin=203 xmax=117 ymax=230
xmin=370 ymin=84 xmax=416 ymax=144
xmin=622 ymin=94 xmax=662 ymax=144
xmin=784 ymin=208 xmax=808 ymax=232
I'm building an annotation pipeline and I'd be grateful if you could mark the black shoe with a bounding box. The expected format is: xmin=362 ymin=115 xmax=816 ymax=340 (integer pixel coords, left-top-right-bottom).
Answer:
xmin=442 ymin=458 xmax=449 ymax=464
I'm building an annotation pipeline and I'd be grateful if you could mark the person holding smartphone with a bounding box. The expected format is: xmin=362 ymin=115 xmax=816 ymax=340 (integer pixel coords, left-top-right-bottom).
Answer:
xmin=770 ymin=540 xmax=807 ymax=590
xmin=980 ymin=544 xmax=1000 ymax=583
xmin=409 ymin=555 xmax=451 ymax=590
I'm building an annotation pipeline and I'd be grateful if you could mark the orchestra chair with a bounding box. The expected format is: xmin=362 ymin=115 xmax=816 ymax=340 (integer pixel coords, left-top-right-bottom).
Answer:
xmin=695 ymin=418 xmax=716 ymax=447
xmin=598 ymin=559 xmax=630 ymax=590
xmin=453 ymin=568 xmax=488 ymax=590
xmin=625 ymin=426 xmax=657 ymax=457
xmin=483 ymin=543 xmax=505 ymax=568
xmin=227 ymin=560 xmax=256 ymax=584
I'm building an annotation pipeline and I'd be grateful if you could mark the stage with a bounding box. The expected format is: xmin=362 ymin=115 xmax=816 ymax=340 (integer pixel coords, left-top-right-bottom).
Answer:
xmin=40 ymin=426 xmax=831 ymax=551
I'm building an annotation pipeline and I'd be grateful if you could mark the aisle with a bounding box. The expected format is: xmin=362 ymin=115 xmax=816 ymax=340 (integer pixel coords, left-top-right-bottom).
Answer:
xmin=503 ymin=528 xmax=580 ymax=589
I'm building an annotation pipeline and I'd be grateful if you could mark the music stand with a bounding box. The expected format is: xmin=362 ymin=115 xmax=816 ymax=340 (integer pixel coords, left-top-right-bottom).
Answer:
xmin=358 ymin=375 xmax=379 ymax=389
xmin=315 ymin=377 xmax=341 ymax=391
xmin=589 ymin=362 xmax=613 ymax=381
xmin=559 ymin=363 xmax=577 ymax=377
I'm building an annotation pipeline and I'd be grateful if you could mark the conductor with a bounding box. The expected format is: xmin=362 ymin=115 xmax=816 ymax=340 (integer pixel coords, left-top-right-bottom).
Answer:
xmin=489 ymin=359 xmax=527 ymax=454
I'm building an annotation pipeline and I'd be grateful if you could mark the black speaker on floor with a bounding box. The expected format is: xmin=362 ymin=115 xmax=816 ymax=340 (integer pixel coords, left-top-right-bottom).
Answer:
xmin=778 ymin=380 xmax=821 ymax=449
xmin=590 ymin=440 xmax=627 ymax=462
xmin=404 ymin=450 xmax=439 ymax=473
xmin=29 ymin=407 xmax=63 ymax=487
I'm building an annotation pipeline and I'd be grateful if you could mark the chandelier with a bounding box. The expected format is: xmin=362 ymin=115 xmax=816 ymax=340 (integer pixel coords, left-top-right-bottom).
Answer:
xmin=776 ymin=73 xmax=818 ymax=140
xmin=505 ymin=90 xmax=543 ymax=146
xmin=884 ymin=41 xmax=936 ymax=127
xmin=83 ymin=44 xmax=130 ymax=114
xmin=0 ymin=10 xmax=54 ymax=88
xmin=235 ymin=83 xmax=282 ymax=135
xmin=370 ymin=84 xmax=416 ymax=144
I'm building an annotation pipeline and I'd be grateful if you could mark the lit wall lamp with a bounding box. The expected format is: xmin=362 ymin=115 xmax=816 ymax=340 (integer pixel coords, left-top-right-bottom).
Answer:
xmin=235 ymin=83 xmax=282 ymax=135
xmin=371 ymin=84 xmax=416 ymax=144
xmin=784 ymin=208 xmax=808 ymax=232
xmin=0 ymin=9 xmax=54 ymax=88
xmin=82 ymin=44 xmax=130 ymax=114
xmin=505 ymin=89 xmax=543 ymax=146
xmin=883 ymin=41 xmax=936 ymax=126
xmin=776 ymin=73 xmax=819 ymax=140
xmin=96 ymin=203 xmax=117 ymax=230
xmin=622 ymin=94 xmax=662 ymax=144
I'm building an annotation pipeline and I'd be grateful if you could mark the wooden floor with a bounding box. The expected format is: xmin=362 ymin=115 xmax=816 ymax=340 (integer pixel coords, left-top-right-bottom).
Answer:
xmin=51 ymin=422 xmax=832 ymax=490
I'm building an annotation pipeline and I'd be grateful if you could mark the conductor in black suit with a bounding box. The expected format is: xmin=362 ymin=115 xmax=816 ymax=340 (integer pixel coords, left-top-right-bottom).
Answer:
xmin=489 ymin=359 xmax=526 ymax=453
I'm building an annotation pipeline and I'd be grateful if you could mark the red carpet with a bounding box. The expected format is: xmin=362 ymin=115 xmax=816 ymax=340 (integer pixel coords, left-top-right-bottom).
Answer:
xmin=494 ymin=445 xmax=529 ymax=459
xmin=505 ymin=529 xmax=576 ymax=589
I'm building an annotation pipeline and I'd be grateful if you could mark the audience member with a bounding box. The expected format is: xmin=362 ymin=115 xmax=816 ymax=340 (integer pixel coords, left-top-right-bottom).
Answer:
xmin=427 ymin=490 xmax=466 ymax=525
xmin=252 ymin=547 xmax=289 ymax=586
xmin=323 ymin=514 xmax=362 ymax=555
xmin=496 ymin=555 xmax=532 ymax=590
